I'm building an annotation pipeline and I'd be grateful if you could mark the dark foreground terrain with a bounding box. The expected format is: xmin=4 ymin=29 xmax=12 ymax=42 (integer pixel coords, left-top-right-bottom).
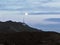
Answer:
xmin=0 ymin=32 xmax=60 ymax=45
xmin=0 ymin=21 xmax=60 ymax=45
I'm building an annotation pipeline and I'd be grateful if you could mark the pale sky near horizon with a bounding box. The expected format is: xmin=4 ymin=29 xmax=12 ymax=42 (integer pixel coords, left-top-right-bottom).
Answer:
xmin=0 ymin=0 xmax=60 ymax=32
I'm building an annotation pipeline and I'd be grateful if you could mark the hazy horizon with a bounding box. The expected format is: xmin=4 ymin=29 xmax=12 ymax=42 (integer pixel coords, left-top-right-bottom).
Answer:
xmin=0 ymin=14 xmax=60 ymax=32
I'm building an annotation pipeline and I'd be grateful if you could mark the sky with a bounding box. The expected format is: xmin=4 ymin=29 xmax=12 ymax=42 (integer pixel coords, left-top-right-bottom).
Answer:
xmin=0 ymin=0 xmax=60 ymax=32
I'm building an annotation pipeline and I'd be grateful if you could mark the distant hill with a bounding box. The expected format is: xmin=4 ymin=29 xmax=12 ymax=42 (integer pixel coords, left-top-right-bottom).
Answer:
xmin=0 ymin=20 xmax=42 ymax=33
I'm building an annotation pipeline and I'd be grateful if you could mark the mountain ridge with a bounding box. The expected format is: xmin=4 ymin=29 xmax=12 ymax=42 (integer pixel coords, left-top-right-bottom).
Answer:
xmin=0 ymin=20 xmax=42 ymax=33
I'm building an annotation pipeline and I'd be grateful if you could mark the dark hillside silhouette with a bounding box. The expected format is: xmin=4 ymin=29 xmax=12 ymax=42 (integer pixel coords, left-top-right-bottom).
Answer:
xmin=0 ymin=21 xmax=59 ymax=45
xmin=0 ymin=21 xmax=42 ymax=33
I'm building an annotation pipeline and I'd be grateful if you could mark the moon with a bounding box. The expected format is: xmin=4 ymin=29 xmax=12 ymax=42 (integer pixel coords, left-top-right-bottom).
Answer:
xmin=25 ymin=12 xmax=28 ymax=15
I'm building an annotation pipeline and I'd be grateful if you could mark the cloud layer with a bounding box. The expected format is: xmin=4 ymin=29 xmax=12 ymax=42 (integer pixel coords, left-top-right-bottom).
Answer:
xmin=0 ymin=0 xmax=60 ymax=13
xmin=45 ymin=18 xmax=60 ymax=22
